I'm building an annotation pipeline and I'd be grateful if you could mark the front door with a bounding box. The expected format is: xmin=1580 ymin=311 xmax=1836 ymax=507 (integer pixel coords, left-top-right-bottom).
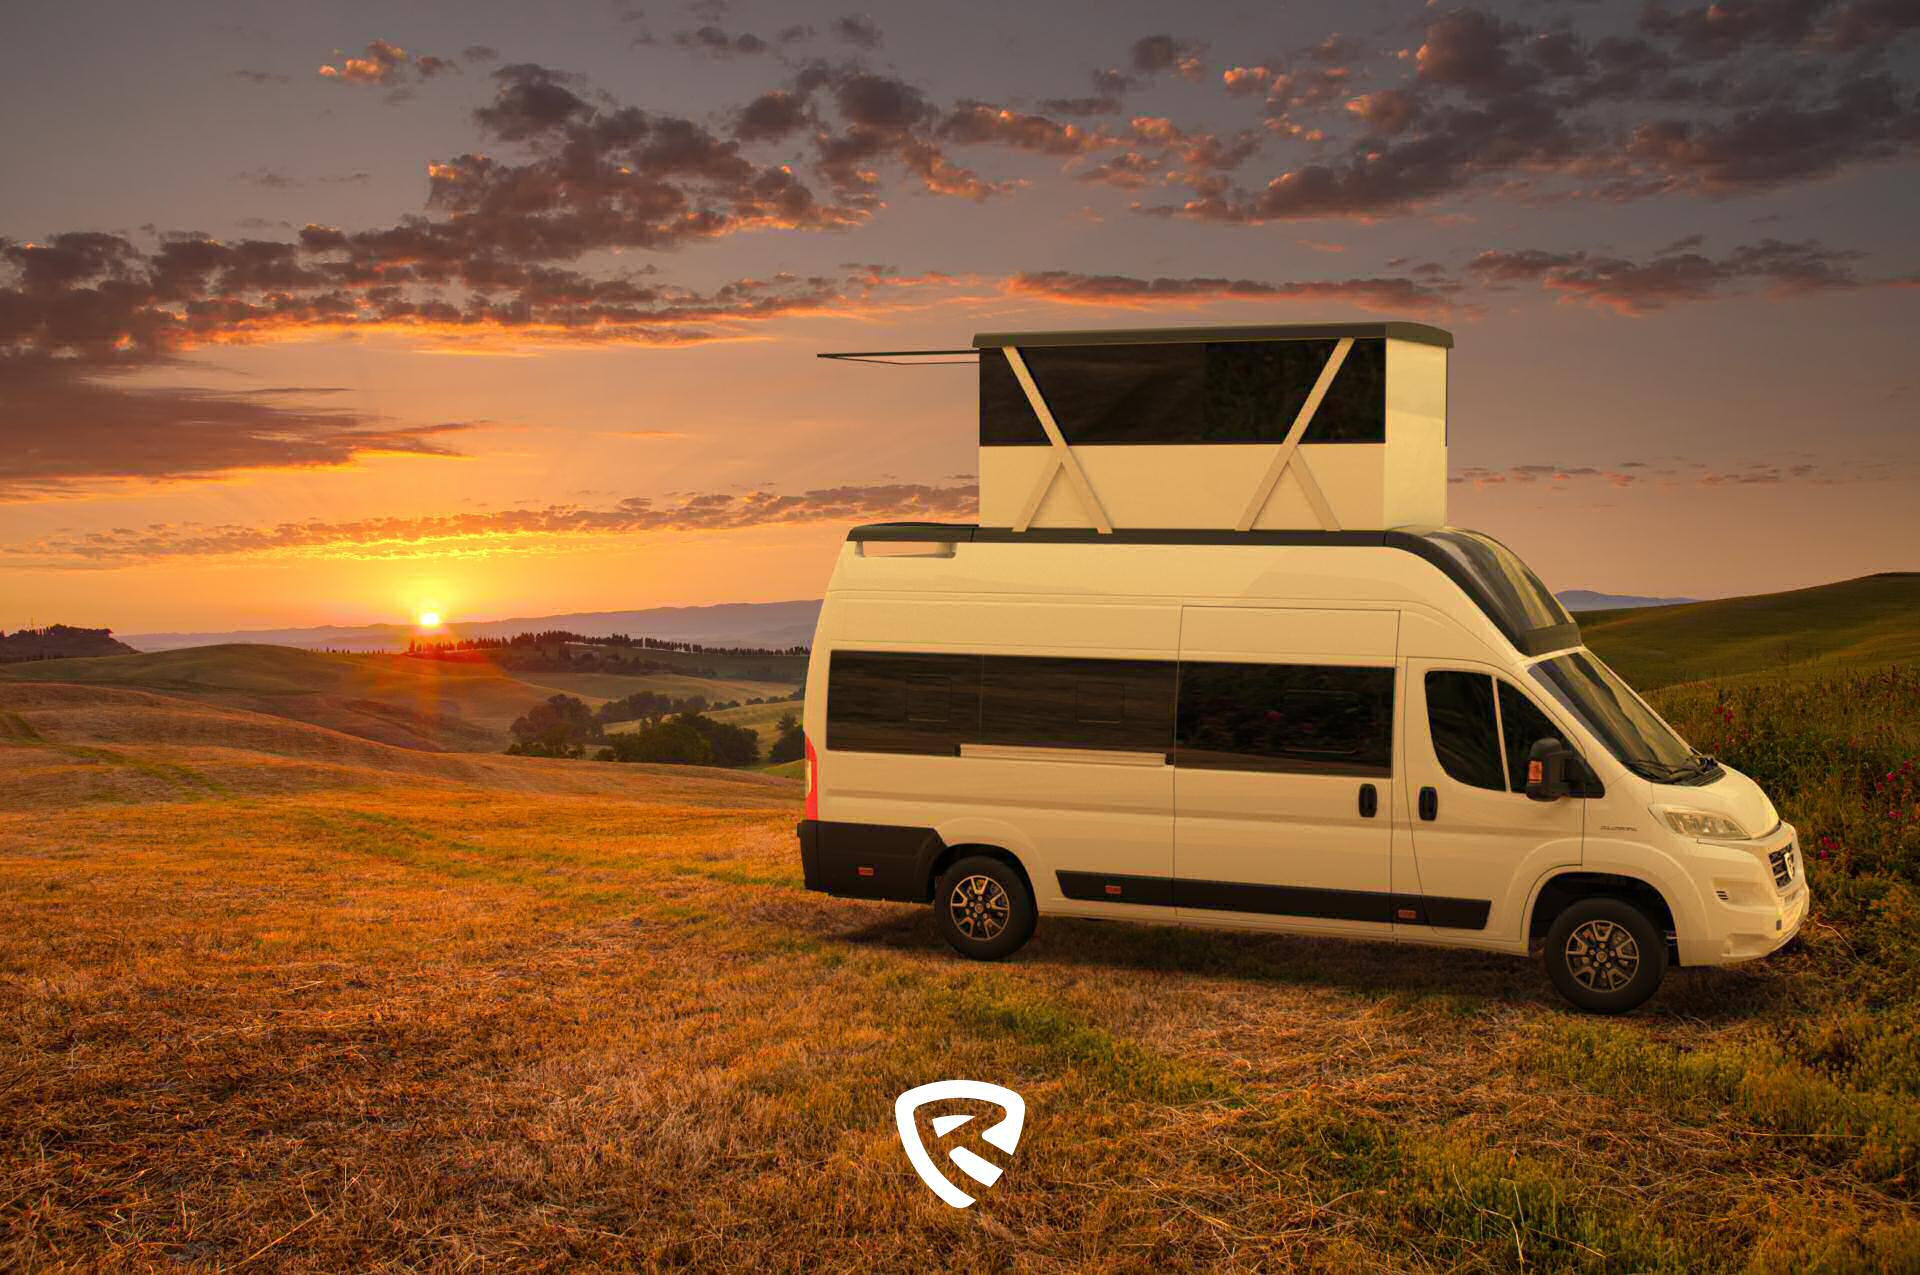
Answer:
xmin=1173 ymin=607 xmax=1399 ymax=937
xmin=1402 ymin=659 xmax=1585 ymax=941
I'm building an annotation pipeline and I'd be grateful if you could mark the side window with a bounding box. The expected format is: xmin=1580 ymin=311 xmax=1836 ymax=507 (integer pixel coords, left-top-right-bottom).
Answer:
xmin=1424 ymin=670 xmax=1504 ymax=791
xmin=1498 ymin=681 xmax=1561 ymax=792
xmin=979 ymin=656 xmax=1176 ymax=752
xmin=827 ymin=652 xmax=979 ymax=755
xmin=1176 ymin=662 xmax=1393 ymax=776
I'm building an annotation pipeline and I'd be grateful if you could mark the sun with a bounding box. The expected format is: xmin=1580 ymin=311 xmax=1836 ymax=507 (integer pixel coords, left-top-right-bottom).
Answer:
xmin=416 ymin=608 xmax=442 ymax=630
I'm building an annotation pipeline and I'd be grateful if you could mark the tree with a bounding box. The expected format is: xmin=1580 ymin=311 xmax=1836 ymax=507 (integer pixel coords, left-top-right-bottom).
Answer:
xmin=509 ymin=694 xmax=601 ymax=752
xmin=768 ymin=712 xmax=805 ymax=764
xmin=681 ymin=713 xmax=759 ymax=767
xmin=607 ymin=717 xmax=712 ymax=764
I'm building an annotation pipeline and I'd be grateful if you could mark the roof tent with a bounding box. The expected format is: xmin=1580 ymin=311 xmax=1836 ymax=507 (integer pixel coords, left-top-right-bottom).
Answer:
xmin=821 ymin=320 xmax=1452 ymax=534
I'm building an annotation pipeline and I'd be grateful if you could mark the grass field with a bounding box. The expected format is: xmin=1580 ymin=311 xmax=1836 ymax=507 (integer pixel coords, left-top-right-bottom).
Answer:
xmin=0 ymin=647 xmax=799 ymax=756
xmin=1577 ymin=573 xmax=1920 ymax=690
xmin=602 ymin=696 xmax=803 ymax=750
xmin=517 ymin=669 xmax=797 ymax=709
xmin=5 ymin=652 xmax=1919 ymax=1270
xmin=574 ymin=644 xmax=809 ymax=684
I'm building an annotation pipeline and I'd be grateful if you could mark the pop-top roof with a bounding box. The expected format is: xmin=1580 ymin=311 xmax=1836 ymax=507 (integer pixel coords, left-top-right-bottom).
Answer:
xmin=971 ymin=321 xmax=1454 ymax=350
xmin=816 ymin=320 xmax=1454 ymax=363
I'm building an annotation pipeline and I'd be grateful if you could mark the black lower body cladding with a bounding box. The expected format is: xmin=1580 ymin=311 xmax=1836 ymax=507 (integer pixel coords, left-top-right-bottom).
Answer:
xmin=797 ymin=819 xmax=947 ymax=902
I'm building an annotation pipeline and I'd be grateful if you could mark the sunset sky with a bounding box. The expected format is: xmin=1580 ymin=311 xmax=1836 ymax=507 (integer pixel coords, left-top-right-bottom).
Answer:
xmin=3 ymin=0 xmax=1916 ymax=634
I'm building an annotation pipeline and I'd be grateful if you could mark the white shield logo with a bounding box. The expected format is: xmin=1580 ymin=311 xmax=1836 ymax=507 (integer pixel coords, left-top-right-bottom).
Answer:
xmin=894 ymin=1080 xmax=1027 ymax=1209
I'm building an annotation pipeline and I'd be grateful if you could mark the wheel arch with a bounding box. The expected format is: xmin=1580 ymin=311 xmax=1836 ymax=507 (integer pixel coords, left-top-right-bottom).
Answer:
xmin=1527 ymin=871 xmax=1680 ymax=961
xmin=927 ymin=841 xmax=1036 ymax=905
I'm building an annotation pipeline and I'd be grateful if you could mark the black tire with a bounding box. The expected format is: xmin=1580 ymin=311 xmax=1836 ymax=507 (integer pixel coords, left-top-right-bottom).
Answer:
xmin=934 ymin=855 xmax=1036 ymax=961
xmin=1544 ymin=896 xmax=1668 ymax=1014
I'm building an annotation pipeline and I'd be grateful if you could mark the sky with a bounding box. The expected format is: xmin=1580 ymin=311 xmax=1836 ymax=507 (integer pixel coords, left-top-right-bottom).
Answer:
xmin=2 ymin=0 xmax=1916 ymax=634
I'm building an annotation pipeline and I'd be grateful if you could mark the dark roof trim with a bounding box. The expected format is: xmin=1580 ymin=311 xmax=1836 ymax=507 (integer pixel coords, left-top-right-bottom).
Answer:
xmin=817 ymin=348 xmax=978 ymax=364
xmin=970 ymin=322 xmax=1453 ymax=350
xmin=845 ymin=522 xmax=1574 ymax=658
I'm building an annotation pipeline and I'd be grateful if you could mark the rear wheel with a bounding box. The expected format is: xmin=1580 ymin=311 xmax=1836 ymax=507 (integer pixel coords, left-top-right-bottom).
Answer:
xmin=934 ymin=855 xmax=1036 ymax=961
xmin=1544 ymin=897 xmax=1667 ymax=1013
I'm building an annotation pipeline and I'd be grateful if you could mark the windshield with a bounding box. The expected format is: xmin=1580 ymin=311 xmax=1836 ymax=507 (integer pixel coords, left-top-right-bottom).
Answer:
xmin=1412 ymin=529 xmax=1578 ymax=655
xmin=1530 ymin=649 xmax=1706 ymax=780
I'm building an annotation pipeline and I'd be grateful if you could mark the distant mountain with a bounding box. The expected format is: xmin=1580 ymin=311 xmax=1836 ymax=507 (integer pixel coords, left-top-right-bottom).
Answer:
xmin=1556 ymin=589 xmax=1697 ymax=612
xmin=124 ymin=599 xmax=825 ymax=654
xmin=0 ymin=625 xmax=137 ymax=663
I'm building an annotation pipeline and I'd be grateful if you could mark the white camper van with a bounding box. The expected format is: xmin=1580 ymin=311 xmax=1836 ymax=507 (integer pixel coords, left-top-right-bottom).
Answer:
xmin=798 ymin=323 xmax=1806 ymax=1013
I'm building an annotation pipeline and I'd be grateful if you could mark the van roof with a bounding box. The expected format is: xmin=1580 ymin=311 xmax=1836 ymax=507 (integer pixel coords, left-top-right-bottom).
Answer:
xmin=970 ymin=321 xmax=1453 ymax=350
xmin=842 ymin=522 xmax=1579 ymax=658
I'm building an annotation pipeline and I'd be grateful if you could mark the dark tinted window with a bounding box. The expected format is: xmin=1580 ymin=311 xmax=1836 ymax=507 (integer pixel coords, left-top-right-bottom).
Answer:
xmin=1176 ymin=663 xmax=1393 ymax=776
xmin=1205 ymin=338 xmax=1385 ymax=443
xmin=980 ymin=344 xmax=1202 ymax=446
xmin=981 ymin=339 xmax=1386 ymax=447
xmin=827 ymin=652 xmax=979 ymax=755
xmin=1498 ymin=681 xmax=1560 ymax=792
xmin=981 ymin=656 xmax=1175 ymax=752
xmin=1425 ymin=671 xmax=1504 ymax=791
xmin=1413 ymin=530 xmax=1575 ymax=653
xmin=1532 ymin=650 xmax=1694 ymax=773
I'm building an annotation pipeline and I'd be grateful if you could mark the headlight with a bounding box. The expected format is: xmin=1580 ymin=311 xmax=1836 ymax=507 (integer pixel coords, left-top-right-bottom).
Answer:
xmin=1658 ymin=807 xmax=1752 ymax=839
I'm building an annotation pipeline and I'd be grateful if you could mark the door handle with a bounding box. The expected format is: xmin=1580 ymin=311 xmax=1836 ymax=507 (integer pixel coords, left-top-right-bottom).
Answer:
xmin=1418 ymin=786 xmax=1438 ymax=821
xmin=1358 ymin=783 xmax=1378 ymax=818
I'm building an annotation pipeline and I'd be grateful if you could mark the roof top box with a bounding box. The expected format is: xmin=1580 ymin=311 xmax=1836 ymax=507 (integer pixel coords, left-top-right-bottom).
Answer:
xmin=971 ymin=322 xmax=1451 ymax=534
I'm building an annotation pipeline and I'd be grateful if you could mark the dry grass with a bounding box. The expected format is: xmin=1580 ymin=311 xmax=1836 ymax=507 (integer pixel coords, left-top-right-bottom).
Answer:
xmin=3 ymin=683 xmax=1917 ymax=1271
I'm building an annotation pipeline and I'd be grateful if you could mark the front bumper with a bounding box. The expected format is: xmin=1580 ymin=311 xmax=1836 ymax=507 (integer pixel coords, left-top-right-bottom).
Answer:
xmin=1684 ymin=823 xmax=1809 ymax=965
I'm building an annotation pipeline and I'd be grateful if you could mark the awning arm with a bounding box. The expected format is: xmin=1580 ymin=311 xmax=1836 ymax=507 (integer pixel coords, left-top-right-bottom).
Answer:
xmin=817 ymin=348 xmax=979 ymax=365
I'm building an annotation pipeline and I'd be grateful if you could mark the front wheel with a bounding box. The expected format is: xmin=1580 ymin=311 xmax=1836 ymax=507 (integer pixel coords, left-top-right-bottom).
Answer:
xmin=934 ymin=855 xmax=1036 ymax=961
xmin=1544 ymin=897 xmax=1668 ymax=1014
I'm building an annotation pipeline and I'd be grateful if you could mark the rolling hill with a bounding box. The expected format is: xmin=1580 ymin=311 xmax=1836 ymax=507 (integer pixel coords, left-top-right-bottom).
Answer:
xmin=0 ymin=645 xmax=542 ymax=750
xmin=1578 ymin=572 xmax=1920 ymax=690
xmin=124 ymin=598 xmax=824 ymax=653
xmin=0 ymin=644 xmax=804 ymax=755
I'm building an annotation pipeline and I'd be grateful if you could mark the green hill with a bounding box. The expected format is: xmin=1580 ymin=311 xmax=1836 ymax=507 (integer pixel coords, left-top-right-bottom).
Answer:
xmin=1579 ymin=573 xmax=1920 ymax=690
xmin=0 ymin=644 xmax=810 ymax=754
xmin=0 ymin=645 xmax=551 ymax=750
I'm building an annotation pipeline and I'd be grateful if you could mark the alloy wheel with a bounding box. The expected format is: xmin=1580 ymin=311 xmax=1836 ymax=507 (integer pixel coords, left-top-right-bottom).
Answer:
xmin=1564 ymin=917 xmax=1641 ymax=992
xmin=948 ymin=873 xmax=1011 ymax=941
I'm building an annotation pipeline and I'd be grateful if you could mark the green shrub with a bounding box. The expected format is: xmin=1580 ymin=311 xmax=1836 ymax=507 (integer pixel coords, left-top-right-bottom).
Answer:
xmin=606 ymin=717 xmax=712 ymax=765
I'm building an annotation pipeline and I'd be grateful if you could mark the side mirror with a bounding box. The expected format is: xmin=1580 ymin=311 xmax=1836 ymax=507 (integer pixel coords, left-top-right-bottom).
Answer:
xmin=1525 ymin=737 xmax=1575 ymax=801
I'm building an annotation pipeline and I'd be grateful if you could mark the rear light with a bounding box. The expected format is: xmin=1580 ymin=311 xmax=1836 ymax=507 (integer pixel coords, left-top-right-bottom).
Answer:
xmin=804 ymin=734 xmax=819 ymax=821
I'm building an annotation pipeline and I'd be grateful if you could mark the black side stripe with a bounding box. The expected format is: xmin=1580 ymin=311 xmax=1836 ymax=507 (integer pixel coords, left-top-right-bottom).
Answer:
xmin=1056 ymin=870 xmax=1490 ymax=930
xmin=1056 ymin=871 xmax=1177 ymax=907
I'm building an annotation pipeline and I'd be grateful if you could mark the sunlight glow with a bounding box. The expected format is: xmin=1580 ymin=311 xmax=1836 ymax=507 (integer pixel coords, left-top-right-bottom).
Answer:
xmin=416 ymin=609 xmax=442 ymax=629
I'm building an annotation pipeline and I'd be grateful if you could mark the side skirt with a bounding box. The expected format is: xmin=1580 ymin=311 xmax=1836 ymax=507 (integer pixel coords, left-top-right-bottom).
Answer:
xmin=1057 ymin=870 xmax=1490 ymax=931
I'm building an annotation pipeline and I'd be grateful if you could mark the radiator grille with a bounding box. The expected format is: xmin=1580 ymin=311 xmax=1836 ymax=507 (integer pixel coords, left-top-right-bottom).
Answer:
xmin=1769 ymin=843 xmax=1795 ymax=889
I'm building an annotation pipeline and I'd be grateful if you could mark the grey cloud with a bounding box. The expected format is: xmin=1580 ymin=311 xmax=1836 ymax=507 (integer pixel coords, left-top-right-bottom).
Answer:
xmin=10 ymin=482 xmax=981 ymax=563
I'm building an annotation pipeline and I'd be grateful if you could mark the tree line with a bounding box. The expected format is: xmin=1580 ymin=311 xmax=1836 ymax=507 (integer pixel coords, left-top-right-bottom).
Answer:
xmin=409 ymin=631 xmax=808 ymax=657
xmin=505 ymin=693 xmax=803 ymax=768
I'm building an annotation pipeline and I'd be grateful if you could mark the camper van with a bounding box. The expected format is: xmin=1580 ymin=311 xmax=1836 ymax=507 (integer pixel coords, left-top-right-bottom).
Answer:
xmin=797 ymin=323 xmax=1806 ymax=1013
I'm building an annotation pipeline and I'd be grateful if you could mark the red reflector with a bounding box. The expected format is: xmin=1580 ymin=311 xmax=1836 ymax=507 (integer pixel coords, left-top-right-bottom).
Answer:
xmin=804 ymin=734 xmax=819 ymax=821
xmin=857 ymin=865 xmax=875 ymax=877
xmin=1396 ymin=907 xmax=1418 ymax=921
xmin=1104 ymin=883 xmax=1123 ymax=896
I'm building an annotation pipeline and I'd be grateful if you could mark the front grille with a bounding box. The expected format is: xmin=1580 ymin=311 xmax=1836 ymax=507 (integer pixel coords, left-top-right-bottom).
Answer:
xmin=1769 ymin=844 xmax=1795 ymax=888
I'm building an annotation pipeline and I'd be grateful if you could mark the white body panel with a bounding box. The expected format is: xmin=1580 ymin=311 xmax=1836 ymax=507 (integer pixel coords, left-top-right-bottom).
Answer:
xmin=977 ymin=337 xmax=1447 ymax=532
xmin=804 ymin=537 xmax=1806 ymax=968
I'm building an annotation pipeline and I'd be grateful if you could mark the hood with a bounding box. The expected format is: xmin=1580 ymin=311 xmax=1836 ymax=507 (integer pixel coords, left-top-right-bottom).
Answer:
xmin=1650 ymin=763 xmax=1780 ymax=838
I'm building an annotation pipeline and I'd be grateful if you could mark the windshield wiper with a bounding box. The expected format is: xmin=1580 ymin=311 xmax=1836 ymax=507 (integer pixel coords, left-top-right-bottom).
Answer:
xmin=1686 ymin=751 xmax=1723 ymax=779
xmin=1628 ymin=753 xmax=1722 ymax=783
xmin=1625 ymin=758 xmax=1699 ymax=782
